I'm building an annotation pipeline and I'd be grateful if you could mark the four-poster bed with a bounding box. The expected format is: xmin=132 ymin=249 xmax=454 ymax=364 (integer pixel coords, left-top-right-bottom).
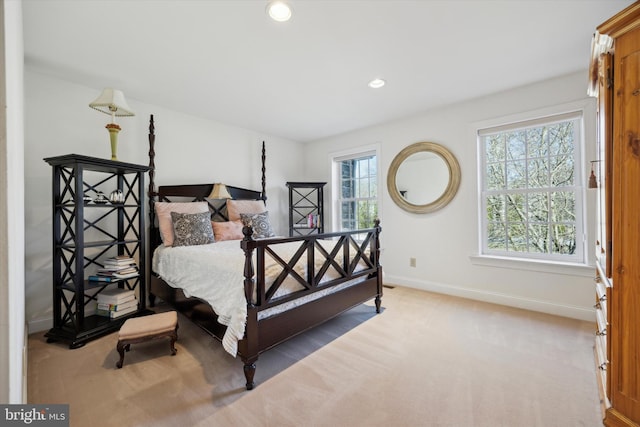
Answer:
xmin=145 ymin=115 xmax=383 ymax=389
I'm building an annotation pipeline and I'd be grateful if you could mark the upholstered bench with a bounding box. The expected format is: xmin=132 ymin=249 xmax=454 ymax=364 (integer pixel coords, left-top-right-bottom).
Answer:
xmin=116 ymin=311 xmax=179 ymax=368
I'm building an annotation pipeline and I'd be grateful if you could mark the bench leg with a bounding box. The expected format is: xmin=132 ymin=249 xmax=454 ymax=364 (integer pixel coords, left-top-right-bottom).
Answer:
xmin=116 ymin=341 xmax=129 ymax=369
xmin=169 ymin=330 xmax=178 ymax=356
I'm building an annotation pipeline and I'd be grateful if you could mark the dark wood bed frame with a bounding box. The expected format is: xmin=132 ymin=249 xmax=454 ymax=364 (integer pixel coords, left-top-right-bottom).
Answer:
xmin=146 ymin=115 xmax=383 ymax=389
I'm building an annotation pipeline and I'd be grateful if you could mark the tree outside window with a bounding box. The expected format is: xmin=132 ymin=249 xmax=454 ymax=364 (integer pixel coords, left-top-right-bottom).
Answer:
xmin=479 ymin=112 xmax=584 ymax=262
xmin=337 ymin=154 xmax=378 ymax=231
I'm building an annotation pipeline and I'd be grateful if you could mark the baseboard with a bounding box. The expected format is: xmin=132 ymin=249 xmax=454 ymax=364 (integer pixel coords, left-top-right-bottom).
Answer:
xmin=28 ymin=317 xmax=52 ymax=334
xmin=29 ymin=279 xmax=595 ymax=327
xmin=29 ymin=304 xmax=99 ymax=334
xmin=384 ymin=274 xmax=595 ymax=322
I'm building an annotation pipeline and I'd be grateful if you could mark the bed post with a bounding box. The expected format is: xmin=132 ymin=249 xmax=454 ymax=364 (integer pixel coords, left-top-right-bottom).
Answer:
xmin=241 ymin=226 xmax=258 ymax=390
xmin=148 ymin=114 xmax=157 ymax=307
xmin=148 ymin=114 xmax=156 ymax=226
xmin=261 ymin=141 xmax=267 ymax=203
xmin=241 ymin=226 xmax=256 ymax=307
xmin=373 ymin=218 xmax=383 ymax=313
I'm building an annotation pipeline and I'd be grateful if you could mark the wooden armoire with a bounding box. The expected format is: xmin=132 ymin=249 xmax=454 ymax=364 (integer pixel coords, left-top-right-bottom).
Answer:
xmin=589 ymin=2 xmax=640 ymax=426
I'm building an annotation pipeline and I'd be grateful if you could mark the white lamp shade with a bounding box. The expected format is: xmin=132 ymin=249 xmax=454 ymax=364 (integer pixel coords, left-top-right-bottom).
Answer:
xmin=208 ymin=183 xmax=233 ymax=199
xmin=89 ymin=88 xmax=135 ymax=117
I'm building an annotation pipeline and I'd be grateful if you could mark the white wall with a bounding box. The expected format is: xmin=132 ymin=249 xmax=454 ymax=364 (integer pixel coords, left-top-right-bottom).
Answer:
xmin=24 ymin=69 xmax=304 ymax=332
xmin=1 ymin=0 xmax=26 ymax=403
xmin=23 ymin=66 xmax=598 ymax=335
xmin=303 ymin=71 xmax=597 ymax=321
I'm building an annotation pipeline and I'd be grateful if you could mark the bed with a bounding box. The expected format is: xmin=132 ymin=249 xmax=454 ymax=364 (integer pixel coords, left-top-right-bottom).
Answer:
xmin=145 ymin=115 xmax=383 ymax=389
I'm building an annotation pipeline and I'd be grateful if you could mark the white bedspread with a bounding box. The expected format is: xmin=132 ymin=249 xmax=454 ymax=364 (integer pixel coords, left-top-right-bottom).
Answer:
xmin=152 ymin=238 xmax=371 ymax=357
xmin=153 ymin=240 xmax=249 ymax=356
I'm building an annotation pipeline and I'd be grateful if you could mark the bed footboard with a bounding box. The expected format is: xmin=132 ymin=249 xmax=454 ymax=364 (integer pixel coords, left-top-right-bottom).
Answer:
xmin=149 ymin=222 xmax=383 ymax=390
xmin=238 ymin=220 xmax=382 ymax=389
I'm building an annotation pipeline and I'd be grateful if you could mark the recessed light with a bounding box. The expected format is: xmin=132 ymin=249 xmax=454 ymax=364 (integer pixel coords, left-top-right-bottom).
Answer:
xmin=267 ymin=1 xmax=292 ymax=22
xmin=368 ymin=78 xmax=386 ymax=89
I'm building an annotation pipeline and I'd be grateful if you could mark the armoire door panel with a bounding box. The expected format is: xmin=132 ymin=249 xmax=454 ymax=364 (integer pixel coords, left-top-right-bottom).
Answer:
xmin=610 ymin=24 xmax=640 ymax=424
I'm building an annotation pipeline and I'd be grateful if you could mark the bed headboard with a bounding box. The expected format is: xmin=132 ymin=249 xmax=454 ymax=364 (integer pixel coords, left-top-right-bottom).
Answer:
xmin=146 ymin=114 xmax=267 ymax=248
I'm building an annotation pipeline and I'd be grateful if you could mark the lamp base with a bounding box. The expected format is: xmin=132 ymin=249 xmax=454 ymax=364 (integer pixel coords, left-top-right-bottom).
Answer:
xmin=106 ymin=123 xmax=121 ymax=161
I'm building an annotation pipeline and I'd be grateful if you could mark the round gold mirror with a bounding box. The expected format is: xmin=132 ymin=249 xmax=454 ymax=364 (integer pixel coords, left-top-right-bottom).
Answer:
xmin=387 ymin=142 xmax=461 ymax=213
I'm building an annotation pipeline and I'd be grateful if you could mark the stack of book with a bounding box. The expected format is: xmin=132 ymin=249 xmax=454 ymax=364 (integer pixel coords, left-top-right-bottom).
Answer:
xmin=307 ymin=213 xmax=321 ymax=228
xmin=89 ymin=256 xmax=139 ymax=283
xmin=96 ymin=288 xmax=138 ymax=319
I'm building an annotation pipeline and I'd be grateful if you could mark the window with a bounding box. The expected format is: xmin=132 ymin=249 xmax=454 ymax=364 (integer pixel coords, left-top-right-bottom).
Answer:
xmin=478 ymin=111 xmax=585 ymax=263
xmin=333 ymin=151 xmax=378 ymax=231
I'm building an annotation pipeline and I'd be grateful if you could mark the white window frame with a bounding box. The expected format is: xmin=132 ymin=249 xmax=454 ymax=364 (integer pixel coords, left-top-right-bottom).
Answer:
xmin=330 ymin=145 xmax=380 ymax=232
xmin=477 ymin=108 xmax=588 ymax=265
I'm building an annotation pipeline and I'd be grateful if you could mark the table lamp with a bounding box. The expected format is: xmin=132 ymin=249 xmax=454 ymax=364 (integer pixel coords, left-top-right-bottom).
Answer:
xmin=208 ymin=183 xmax=233 ymax=199
xmin=89 ymin=88 xmax=135 ymax=160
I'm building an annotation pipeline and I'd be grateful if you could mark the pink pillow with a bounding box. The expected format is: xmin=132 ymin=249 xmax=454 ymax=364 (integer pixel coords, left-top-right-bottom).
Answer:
xmin=211 ymin=220 xmax=244 ymax=241
xmin=226 ymin=199 xmax=266 ymax=221
xmin=155 ymin=202 xmax=209 ymax=246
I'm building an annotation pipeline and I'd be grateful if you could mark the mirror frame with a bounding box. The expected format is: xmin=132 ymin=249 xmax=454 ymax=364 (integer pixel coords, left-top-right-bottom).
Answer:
xmin=387 ymin=141 xmax=461 ymax=213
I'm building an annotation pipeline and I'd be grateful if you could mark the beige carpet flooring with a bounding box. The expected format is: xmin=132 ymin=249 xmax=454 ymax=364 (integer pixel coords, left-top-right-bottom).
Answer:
xmin=28 ymin=285 xmax=602 ymax=427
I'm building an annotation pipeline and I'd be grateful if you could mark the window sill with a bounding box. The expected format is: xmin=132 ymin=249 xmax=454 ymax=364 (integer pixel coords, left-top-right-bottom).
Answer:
xmin=469 ymin=255 xmax=594 ymax=277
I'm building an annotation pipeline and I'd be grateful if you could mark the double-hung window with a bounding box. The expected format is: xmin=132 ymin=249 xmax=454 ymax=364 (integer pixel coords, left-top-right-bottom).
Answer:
xmin=478 ymin=111 xmax=585 ymax=263
xmin=333 ymin=151 xmax=378 ymax=231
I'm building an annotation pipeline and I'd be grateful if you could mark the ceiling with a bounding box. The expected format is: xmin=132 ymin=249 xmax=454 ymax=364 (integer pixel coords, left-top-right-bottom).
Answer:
xmin=22 ymin=0 xmax=633 ymax=143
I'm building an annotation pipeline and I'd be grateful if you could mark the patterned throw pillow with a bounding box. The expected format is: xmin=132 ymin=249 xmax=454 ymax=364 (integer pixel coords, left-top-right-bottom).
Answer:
xmin=154 ymin=201 xmax=209 ymax=246
xmin=170 ymin=211 xmax=215 ymax=247
xmin=240 ymin=211 xmax=276 ymax=239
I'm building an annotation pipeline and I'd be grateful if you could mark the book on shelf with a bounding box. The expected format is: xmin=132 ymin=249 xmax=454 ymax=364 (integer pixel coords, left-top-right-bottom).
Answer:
xmin=96 ymin=298 xmax=138 ymax=316
xmin=306 ymin=213 xmax=321 ymax=228
xmin=99 ymin=257 xmax=138 ymax=281
xmin=97 ymin=293 xmax=136 ymax=307
xmin=96 ymin=288 xmax=136 ymax=304
xmin=102 ymin=256 xmax=137 ymax=267
xmin=112 ymin=266 xmax=137 ymax=274
xmin=88 ymin=275 xmax=117 ymax=282
xmin=97 ymin=304 xmax=138 ymax=319
xmin=89 ymin=269 xmax=138 ymax=282
xmin=97 ymin=268 xmax=137 ymax=275
xmin=96 ymin=270 xmax=118 ymax=276
xmin=97 ymin=298 xmax=138 ymax=312
xmin=102 ymin=262 xmax=136 ymax=269
xmin=112 ymin=268 xmax=139 ymax=280
xmin=113 ymin=273 xmax=139 ymax=280
xmin=97 ymin=264 xmax=136 ymax=273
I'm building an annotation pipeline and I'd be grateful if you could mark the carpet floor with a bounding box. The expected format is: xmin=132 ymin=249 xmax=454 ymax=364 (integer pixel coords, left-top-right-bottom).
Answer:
xmin=28 ymin=285 xmax=602 ymax=427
